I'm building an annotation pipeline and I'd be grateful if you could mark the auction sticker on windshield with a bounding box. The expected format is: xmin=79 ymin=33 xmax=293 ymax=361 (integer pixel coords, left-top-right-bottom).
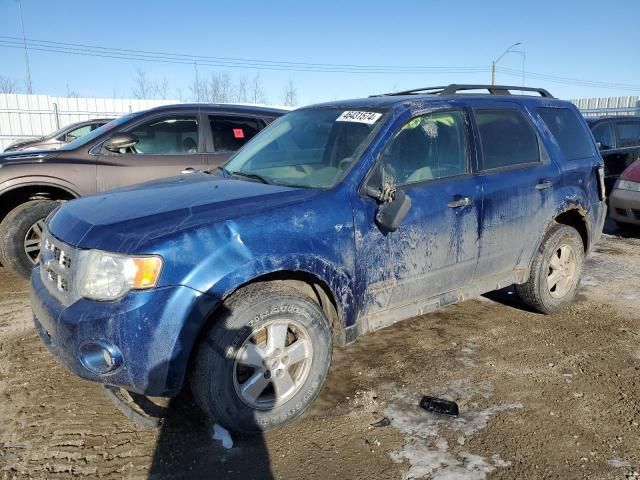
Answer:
xmin=336 ymin=111 xmax=382 ymax=124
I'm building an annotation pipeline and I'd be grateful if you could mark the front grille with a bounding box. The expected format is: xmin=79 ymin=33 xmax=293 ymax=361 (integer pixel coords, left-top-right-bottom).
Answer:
xmin=616 ymin=208 xmax=628 ymax=217
xmin=40 ymin=230 xmax=77 ymax=305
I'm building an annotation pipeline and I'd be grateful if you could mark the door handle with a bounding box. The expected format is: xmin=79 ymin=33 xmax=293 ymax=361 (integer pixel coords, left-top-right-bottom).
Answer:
xmin=447 ymin=196 xmax=472 ymax=208
xmin=535 ymin=180 xmax=552 ymax=190
xmin=181 ymin=167 xmax=196 ymax=174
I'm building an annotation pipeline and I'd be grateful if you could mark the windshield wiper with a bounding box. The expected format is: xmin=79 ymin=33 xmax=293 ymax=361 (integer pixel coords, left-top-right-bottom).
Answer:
xmin=228 ymin=170 xmax=272 ymax=185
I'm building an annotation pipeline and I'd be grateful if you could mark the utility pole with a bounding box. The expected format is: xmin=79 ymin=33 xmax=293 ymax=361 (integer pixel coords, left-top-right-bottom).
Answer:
xmin=193 ymin=62 xmax=200 ymax=102
xmin=17 ymin=0 xmax=33 ymax=94
xmin=491 ymin=42 xmax=521 ymax=85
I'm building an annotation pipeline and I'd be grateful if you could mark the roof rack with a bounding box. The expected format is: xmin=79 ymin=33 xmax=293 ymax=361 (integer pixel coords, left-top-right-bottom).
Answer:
xmin=373 ymin=84 xmax=554 ymax=98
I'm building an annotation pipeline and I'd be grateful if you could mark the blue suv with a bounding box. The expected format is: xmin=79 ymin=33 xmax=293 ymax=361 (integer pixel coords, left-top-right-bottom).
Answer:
xmin=30 ymin=85 xmax=606 ymax=432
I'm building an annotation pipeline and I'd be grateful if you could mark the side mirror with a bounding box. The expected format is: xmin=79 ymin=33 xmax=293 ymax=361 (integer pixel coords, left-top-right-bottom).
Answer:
xmin=376 ymin=188 xmax=411 ymax=232
xmin=366 ymin=175 xmax=412 ymax=232
xmin=104 ymin=132 xmax=139 ymax=153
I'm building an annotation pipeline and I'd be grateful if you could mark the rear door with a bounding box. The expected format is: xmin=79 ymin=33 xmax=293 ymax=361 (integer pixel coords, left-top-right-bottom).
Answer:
xmin=474 ymin=104 xmax=560 ymax=279
xmin=205 ymin=115 xmax=264 ymax=169
xmin=96 ymin=112 xmax=205 ymax=191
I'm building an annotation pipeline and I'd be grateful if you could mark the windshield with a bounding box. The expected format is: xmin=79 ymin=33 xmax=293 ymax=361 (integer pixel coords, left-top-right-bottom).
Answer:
xmin=60 ymin=113 xmax=138 ymax=150
xmin=224 ymin=107 xmax=387 ymax=189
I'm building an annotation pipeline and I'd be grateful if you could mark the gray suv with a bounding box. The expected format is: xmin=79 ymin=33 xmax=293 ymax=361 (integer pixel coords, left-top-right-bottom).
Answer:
xmin=0 ymin=103 xmax=286 ymax=277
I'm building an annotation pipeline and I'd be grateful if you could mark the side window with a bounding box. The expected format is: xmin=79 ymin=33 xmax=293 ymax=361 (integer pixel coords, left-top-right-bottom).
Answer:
xmin=210 ymin=116 xmax=261 ymax=152
xmin=475 ymin=109 xmax=540 ymax=170
xmin=380 ymin=110 xmax=468 ymax=186
xmin=537 ymin=107 xmax=594 ymax=160
xmin=64 ymin=125 xmax=92 ymax=141
xmin=591 ymin=123 xmax=614 ymax=150
xmin=128 ymin=116 xmax=199 ymax=154
xmin=615 ymin=121 xmax=640 ymax=148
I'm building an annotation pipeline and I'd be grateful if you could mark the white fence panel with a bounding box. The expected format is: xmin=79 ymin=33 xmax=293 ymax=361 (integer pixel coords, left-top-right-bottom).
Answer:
xmin=571 ymin=96 xmax=640 ymax=117
xmin=0 ymin=94 xmax=179 ymax=151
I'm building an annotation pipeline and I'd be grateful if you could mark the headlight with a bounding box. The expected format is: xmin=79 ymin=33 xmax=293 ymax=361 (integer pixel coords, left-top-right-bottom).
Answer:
xmin=78 ymin=250 xmax=163 ymax=301
xmin=615 ymin=179 xmax=640 ymax=192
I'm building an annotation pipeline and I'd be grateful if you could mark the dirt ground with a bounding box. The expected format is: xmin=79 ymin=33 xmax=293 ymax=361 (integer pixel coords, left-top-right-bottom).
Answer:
xmin=1 ymin=221 xmax=639 ymax=480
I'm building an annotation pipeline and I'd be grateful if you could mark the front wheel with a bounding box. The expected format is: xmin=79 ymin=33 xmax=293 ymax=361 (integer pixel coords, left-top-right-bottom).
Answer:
xmin=0 ymin=200 xmax=59 ymax=278
xmin=190 ymin=283 xmax=332 ymax=433
xmin=516 ymin=224 xmax=585 ymax=314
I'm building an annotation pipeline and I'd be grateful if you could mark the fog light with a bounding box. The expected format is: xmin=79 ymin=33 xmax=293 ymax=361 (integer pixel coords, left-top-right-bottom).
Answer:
xmin=78 ymin=341 xmax=123 ymax=374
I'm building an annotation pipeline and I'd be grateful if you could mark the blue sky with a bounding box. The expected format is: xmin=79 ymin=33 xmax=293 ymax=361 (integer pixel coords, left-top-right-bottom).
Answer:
xmin=1 ymin=0 xmax=639 ymax=105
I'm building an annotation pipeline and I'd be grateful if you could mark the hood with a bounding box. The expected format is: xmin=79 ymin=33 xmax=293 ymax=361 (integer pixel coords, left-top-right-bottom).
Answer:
xmin=48 ymin=173 xmax=322 ymax=251
xmin=3 ymin=137 xmax=45 ymax=152
xmin=620 ymin=159 xmax=640 ymax=182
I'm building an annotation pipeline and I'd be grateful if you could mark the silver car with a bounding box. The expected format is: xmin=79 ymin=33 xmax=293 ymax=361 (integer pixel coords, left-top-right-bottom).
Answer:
xmin=3 ymin=118 xmax=113 ymax=152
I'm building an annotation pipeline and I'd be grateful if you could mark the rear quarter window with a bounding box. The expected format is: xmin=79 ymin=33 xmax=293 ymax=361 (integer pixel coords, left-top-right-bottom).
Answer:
xmin=537 ymin=107 xmax=594 ymax=160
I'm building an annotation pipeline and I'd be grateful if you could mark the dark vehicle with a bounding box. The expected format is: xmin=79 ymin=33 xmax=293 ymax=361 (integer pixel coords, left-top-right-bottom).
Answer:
xmin=3 ymin=118 xmax=113 ymax=152
xmin=587 ymin=116 xmax=640 ymax=192
xmin=609 ymin=159 xmax=640 ymax=229
xmin=30 ymin=85 xmax=606 ymax=433
xmin=0 ymin=104 xmax=286 ymax=277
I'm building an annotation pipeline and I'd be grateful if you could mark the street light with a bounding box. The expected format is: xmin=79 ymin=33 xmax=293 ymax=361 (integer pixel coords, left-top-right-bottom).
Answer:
xmin=491 ymin=42 xmax=522 ymax=85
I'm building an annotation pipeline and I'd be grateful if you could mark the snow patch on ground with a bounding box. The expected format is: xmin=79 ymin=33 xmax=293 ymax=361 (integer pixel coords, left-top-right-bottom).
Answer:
xmin=385 ymin=386 xmax=522 ymax=479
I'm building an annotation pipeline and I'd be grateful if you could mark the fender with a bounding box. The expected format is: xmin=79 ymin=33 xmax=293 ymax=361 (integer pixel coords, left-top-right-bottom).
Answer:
xmin=519 ymin=185 xmax=591 ymax=274
xmin=0 ymin=177 xmax=80 ymax=199
xmin=189 ymin=254 xmax=356 ymax=331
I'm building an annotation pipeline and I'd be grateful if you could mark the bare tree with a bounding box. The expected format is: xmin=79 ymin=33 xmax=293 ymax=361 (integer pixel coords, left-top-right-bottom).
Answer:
xmin=154 ymin=78 xmax=170 ymax=99
xmin=209 ymin=72 xmax=234 ymax=103
xmin=0 ymin=76 xmax=22 ymax=94
xmin=236 ymin=75 xmax=249 ymax=103
xmin=132 ymin=68 xmax=153 ymax=99
xmin=191 ymin=77 xmax=211 ymax=102
xmin=250 ymin=73 xmax=266 ymax=104
xmin=66 ymin=84 xmax=81 ymax=98
xmin=282 ymin=79 xmax=298 ymax=107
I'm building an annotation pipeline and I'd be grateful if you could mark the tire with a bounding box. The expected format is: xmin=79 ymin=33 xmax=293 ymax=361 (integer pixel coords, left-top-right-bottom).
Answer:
xmin=190 ymin=282 xmax=332 ymax=433
xmin=0 ymin=200 xmax=59 ymax=278
xmin=516 ymin=224 xmax=585 ymax=314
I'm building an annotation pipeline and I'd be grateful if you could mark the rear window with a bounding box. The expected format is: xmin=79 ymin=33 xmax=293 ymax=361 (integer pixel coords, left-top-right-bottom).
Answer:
xmin=475 ymin=109 xmax=540 ymax=170
xmin=538 ymin=107 xmax=594 ymax=160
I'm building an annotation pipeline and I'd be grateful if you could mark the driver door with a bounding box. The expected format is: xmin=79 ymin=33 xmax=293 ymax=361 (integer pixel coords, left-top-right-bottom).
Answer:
xmin=96 ymin=113 xmax=205 ymax=191
xmin=353 ymin=109 xmax=481 ymax=327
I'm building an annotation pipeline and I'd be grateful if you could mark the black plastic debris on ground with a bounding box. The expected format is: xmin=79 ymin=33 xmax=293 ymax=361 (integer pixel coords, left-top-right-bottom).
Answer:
xmin=419 ymin=396 xmax=459 ymax=416
xmin=370 ymin=417 xmax=391 ymax=428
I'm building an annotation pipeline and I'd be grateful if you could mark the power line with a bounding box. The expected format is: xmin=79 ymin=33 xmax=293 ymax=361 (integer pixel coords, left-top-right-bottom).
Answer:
xmin=2 ymin=35 xmax=639 ymax=92
xmin=497 ymin=66 xmax=640 ymax=91
xmin=0 ymin=36 xmax=488 ymax=74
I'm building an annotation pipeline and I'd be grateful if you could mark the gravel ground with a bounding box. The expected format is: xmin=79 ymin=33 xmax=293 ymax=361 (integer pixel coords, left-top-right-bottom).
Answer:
xmin=1 ymin=222 xmax=639 ymax=480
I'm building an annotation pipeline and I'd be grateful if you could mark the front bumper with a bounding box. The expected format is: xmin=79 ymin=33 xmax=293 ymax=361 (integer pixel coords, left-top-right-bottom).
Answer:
xmin=30 ymin=266 xmax=216 ymax=396
xmin=609 ymin=188 xmax=640 ymax=226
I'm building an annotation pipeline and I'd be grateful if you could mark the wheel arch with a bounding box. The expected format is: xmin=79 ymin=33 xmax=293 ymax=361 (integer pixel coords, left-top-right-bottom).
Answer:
xmin=0 ymin=183 xmax=78 ymax=223
xmin=203 ymin=269 xmax=350 ymax=347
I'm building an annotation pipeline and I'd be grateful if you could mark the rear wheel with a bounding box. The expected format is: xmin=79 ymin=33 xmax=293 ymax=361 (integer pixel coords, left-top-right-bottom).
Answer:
xmin=190 ymin=282 xmax=332 ymax=433
xmin=516 ymin=224 xmax=584 ymax=314
xmin=0 ymin=200 xmax=59 ymax=278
